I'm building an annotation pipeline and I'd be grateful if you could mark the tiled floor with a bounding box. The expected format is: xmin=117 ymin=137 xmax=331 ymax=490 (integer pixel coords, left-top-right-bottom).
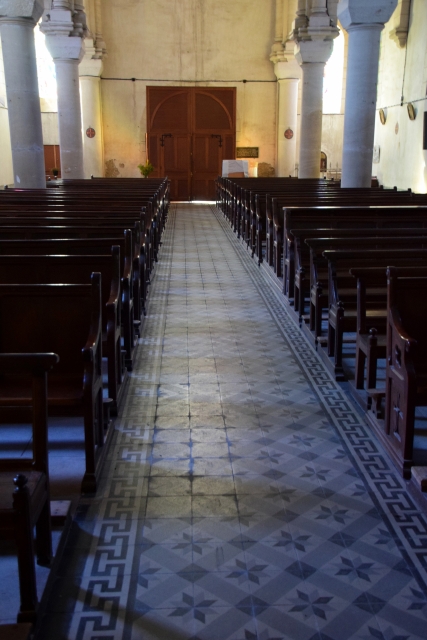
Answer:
xmin=38 ymin=203 xmax=427 ymax=640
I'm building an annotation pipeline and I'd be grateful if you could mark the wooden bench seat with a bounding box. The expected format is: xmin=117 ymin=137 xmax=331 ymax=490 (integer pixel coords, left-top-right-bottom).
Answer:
xmin=0 ymin=278 xmax=104 ymax=493
xmin=0 ymin=252 xmax=124 ymax=415
xmin=0 ymin=190 xmax=161 ymax=277
xmin=283 ymin=206 xmax=427 ymax=302
xmin=0 ymin=217 xmax=150 ymax=318
xmin=306 ymin=235 xmax=427 ymax=342
xmin=0 ymin=235 xmax=136 ymax=371
xmin=382 ymin=268 xmax=427 ymax=478
xmin=0 ymin=623 xmax=33 ymax=640
xmin=0 ymin=353 xmax=58 ymax=624
xmin=348 ymin=266 xmax=427 ymax=412
xmin=291 ymin=227 xmax=425 ymax=323
xmin=321 ymin=249 xmax=427 ymax=379
xmin=0 ymin=220 xmax=148 ymax=317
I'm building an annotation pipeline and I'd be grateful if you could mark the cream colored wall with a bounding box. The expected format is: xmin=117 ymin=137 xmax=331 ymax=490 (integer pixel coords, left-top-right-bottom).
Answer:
xmin=100 ymin=0 xmax=277 ymax=177
xmin=319 ymin=22 xmax=347 ymax=177
xmin=0 ymin=40 xmax=13 ymax=187
xmin=322 ymin=114 xmax=344 ymax=174
xmin=374 ymin=0 xmax=427 ymax=192
xmin=41 ymin=112 xmax=59 ymax=145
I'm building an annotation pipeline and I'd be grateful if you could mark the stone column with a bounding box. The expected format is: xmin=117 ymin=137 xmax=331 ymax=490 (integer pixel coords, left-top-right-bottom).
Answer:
xmin=79 ymin=39 xmax=104 ymax=177
xmin=0 ymin=0 xmax=45 ymax=188
xmin=270 ymin=1 xmax=300 ymax=177
xmin=41 ymin=3 xmax=86 ymax=179
xmin=338 ymin=0 xmax=398 ymax=188
xmin=295 ymin=41 xmax=333 ymax=178
xmin=294 ymin=1 xmax=338 ymax=179
xmin=274 ymin=63 xmax=300 ymax=177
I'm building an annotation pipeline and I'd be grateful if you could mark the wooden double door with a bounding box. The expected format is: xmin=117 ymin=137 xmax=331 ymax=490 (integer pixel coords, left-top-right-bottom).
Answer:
xmin=147 ymin=87 xmax=236 ymax=201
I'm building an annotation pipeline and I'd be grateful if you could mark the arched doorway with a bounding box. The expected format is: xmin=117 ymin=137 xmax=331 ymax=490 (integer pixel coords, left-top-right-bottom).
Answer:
xmin=320 ymin=151 xmax=327 ymax=173
xmin=147 ymin=87 xmax=236 ymax=201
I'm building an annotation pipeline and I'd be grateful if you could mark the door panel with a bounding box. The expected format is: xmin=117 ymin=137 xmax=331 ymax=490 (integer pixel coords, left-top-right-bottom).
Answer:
xmin=147 ymin=87 xmax=236 ymax=201
xmin=193 ymin=135 xmax=222 ymax=201
xmin=163 ymin=134 xmax=192 ymax=202
xmin=44 ymin=145 xmax=61 ymax=179
xmin=194 ymin=92 xmax=231 ymax=130
xmin=149 ymin=89 xmax=191 ymax=132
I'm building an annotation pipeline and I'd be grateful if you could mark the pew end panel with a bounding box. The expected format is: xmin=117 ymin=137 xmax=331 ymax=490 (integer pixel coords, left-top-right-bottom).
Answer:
xmin=0 ymin=251 xmax=123 ymax=416
xmin=349 ymin=267 xmax=395 ymax=400
xmin=385 ymin=270 xmax=427 ymax=479
xmin=0 ymin=353 xmax=58 ymax=624
xmin=320 ymin=249 xmax=427 ymax=381
xmin=0 ymin=278 xmax=104 ymax=494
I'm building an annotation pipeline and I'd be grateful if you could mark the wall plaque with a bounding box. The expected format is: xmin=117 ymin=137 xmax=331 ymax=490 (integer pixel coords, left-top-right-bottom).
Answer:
xmin=236 ymin=147 xmax=259 ymax=158
xmin=86 ymin=127 xmax=96 ymax=138
xmin=284 ymin=128 xmax=294 ymax=139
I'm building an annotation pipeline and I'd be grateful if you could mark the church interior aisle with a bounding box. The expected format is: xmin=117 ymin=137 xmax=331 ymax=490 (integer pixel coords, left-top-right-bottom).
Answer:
xmin=38 ymin=204 xmax=427 ymax=640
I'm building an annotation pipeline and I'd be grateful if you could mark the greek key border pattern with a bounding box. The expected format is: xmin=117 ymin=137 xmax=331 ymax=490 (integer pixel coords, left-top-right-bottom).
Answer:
xmin=212 ymin=205 xmax=427 ymax=590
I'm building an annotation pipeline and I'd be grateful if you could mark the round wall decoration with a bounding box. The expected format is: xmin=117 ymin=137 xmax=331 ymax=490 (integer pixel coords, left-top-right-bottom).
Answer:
xmin=407 ymin=103 xmax=416 ymax=121
xmin=379 ymin=109 xmax=386 ymax=125
xmin=86 ymin=127 xmax=96 ymax=138
xmin=284 ymin=128 xmax=294 ymax=140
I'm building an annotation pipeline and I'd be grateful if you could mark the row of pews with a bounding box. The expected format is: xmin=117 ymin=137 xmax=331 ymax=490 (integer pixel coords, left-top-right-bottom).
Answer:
xmin=0 ymin=177 xmax=169 ymax=629
xmin=216 ymin=176 xmax=427 ymax=485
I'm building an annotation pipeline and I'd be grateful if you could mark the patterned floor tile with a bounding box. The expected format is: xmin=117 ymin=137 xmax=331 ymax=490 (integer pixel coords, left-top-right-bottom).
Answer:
xmin=192 ymin=476 xmax=236 ymax=496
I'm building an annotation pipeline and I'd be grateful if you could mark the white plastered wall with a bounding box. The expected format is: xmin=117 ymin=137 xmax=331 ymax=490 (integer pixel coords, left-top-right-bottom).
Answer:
xmin=374 ymin=0 xmax=427 ymax=192
xmin=100 ymin=0 xmax=277 ymax=178
xmin=0 ymin=39 xmax=13 ymax=187
xmin=41 ymin=112 xmax=59 ymax=145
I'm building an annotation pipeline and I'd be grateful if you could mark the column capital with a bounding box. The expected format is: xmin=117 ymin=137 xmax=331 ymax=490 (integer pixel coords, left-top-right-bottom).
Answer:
xmin=292 ymin=0 xmax=339 ymax=43
xmin=273 ymin=56 xmax=300 ymax=80
xmin=338 ymin=0 xmax=398 ymax=31
xmin=0 ymin=0 xmax=44 ymax=23
xmin=270 ymin=42 xmax=285 ymax=65
xmin=294 ymin=38 xmax=334 ymax=66
xmin=79 ymin=37 xmax=103 ymax=77
xmin=41 ymin=7 xmax=85 ymax=61
xmin=48 ymin=1 xmax=88 ymax=36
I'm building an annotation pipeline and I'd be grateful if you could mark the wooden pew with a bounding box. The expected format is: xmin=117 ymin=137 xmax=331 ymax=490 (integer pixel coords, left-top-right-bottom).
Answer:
xmin=382 ymin=268 xmax=427 ymax=478
xmin=0 ymin=624 xmax=33 ymax=640
xmin=0 ymin=277 xmax=104 ymax=493
xmin=0 ymin=188 xmax=160 ymax=278
xmin=244 ymin=181 xmax=342 ymax=247
xmin=349 ymin=266 xmax=427 ymax=414
xmin=218 ymin=179 xmax=427 ymax=274
xmin=0 ymin=353 xmax=58 ymax=623
xmin=0 ymin=252 xmax=124 ymax=415
xmin=305 ymin=233 xmax=427 ymax=336
xmin=283 ymin=206 xmax=427 ymax=302
xmin=0 ymin=217 xmax=149 ymax=318
xmin=291 ymin=227 xmax=427 ymax=324
xmin=0 ymin=221 xmax=147 ymax=320
xmin=348 ymin=266 xmax=389 ymax=400
xmin=321 ymin=248 xmax=427 ymax=379
xmin=0 ymin=235 xmax=136 ymax=371
xmin=238 ymin=186 xmax=422 ymax=270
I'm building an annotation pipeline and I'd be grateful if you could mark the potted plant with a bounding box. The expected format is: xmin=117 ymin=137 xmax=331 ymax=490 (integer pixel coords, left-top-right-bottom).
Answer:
xmin=52 ymin=168 xmax=59 ymax=178
xmin=137 ymin=159 xmax=154 ymax=178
